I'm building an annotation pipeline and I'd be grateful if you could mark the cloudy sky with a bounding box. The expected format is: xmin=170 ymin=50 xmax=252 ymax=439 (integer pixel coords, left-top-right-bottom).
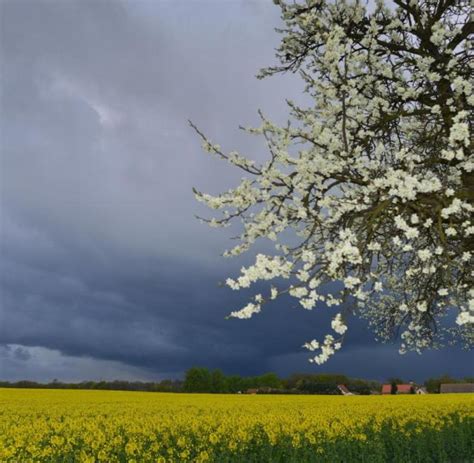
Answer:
xmin=1 ymin=0 xmax=472 ymax=383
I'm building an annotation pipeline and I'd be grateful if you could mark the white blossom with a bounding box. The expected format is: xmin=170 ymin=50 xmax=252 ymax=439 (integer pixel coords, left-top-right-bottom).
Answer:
xmin=417 ymin=249 xmax=432 ymax=262
xmin=230 ymin=302 xmax=261 ymax=319
xmin=417 ymin=301 xmax=428 ymax=313
xmin=331 ymin=313 xmax=348 ymax=335
xmin=344 ymin=276 xmax=361 ymax=289
xmin=270 ymin=287 xmax=278 ymax=300
xmin=194 ymin=0 xmax=473 ymax=364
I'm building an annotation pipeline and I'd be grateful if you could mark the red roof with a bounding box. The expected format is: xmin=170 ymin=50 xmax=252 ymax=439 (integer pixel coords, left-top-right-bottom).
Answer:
xmin=381 ymin=384 xmax=391 ymax=394
xmin=382 ymin=384 xmax=413 ymax=394
xmin=397 ymin=384 xmax=413 ymax=393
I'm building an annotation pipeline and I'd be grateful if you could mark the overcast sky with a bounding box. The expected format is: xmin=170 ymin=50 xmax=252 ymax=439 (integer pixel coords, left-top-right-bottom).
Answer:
xmin=1 ymin=0 xmax=472 ymax=383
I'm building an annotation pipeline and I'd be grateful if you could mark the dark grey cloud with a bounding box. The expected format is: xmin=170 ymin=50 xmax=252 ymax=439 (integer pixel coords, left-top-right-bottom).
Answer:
xmin=0 ymin=0 xmax=470 ymax=383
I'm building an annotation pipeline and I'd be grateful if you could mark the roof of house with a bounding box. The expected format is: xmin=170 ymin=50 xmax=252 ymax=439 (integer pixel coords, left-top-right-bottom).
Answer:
xmin=382 ymin=384 xmax=413 ymax=393
xmin=440 ymin=383 xmax=474 ymax=393
xmin=396 ymin=384 xmax=413 ymax=393
xmin=337 ymin=384 xmax=350 ymax=394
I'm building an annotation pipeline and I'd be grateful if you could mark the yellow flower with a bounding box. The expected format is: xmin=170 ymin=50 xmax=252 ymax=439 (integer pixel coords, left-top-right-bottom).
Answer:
xmin=0 ymin=388 xmax=472 ymax=463
xmin=209 ymin=433 xmax=219 ymax=445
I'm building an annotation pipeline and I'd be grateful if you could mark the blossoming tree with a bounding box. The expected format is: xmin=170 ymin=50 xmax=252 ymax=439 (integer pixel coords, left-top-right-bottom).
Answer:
xmin=192 ymin=0 xmax=473 ymax=363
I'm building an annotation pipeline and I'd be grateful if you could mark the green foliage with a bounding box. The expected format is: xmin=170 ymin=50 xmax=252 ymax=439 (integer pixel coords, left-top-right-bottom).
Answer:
xmin=0 ymin=371 xmax=382 ymax=395
xmin=183 ymin=367 xmax=212 ymax=393
xmin=284 ymin=373 xmax=379 ymax=395
xmin=210 ymin=369 xmax=228 ymax=393
xmin=0 ymin=379 xmax=184 ymax=392
xmin=347 ymin=379 xmax=374 ymax=395
xmin=225 ymin=375 xmax=245 ymax=393
xmin=387 ymin=377 xmax=405 ymax=385
xmin=3 ymin=372 xmax=472 ymax=397
xmin=391 ymin=382 xmax=398 ymax=395
xmin=285 ymin=373 xmax=349 ymax=390
xmin=182 ymin=369 xmax=284 ymax=393
xmin=256 ymin=372 xmax=283 ymax=389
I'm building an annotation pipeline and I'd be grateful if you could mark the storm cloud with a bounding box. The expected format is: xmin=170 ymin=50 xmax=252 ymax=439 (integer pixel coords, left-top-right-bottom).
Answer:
xmin=1 ymin=0 xmax=472 ymax=383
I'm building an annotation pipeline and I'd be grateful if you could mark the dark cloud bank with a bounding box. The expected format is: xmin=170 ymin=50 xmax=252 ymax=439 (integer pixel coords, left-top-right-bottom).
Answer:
xmin=1 ymin=0 xmax=472 ymax=383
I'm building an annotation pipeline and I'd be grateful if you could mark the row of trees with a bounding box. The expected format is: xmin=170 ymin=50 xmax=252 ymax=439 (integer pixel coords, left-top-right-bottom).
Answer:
xmin=285 ymin=373 xmax=381 ymax=395
xmin=1 ymin=372 xmax=471 ymax=394
xmin=183 ymin=368 xmax=283 ymax=393
xmin=183 ymin=368 xmax=381 ymax=394
xmin=0 ymin=379 xmax=183 ymax=393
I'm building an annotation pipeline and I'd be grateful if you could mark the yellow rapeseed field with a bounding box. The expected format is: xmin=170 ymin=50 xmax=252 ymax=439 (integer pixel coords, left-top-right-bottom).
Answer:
xmin=0 ymin=388 xmax=473 ymax=462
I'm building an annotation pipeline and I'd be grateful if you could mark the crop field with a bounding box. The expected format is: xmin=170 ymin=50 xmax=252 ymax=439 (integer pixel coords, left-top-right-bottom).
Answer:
xmin=0 ymin=389 xmax=473 ymax=463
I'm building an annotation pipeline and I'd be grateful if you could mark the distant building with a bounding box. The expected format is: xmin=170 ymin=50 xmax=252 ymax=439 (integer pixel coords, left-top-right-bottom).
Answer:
xmin=381 ymin=384 xmax=414 ymax=394
xmin=440 ymin=383 xmax=474 ymax=394
xmin=257 ymin=387 xmax=273 ymax=394
xmin=337 ymin=384 xmax=353 ymax=396
xmin=395 ymin=384 xmax=414 ymax=394
xmin=416 ymin=387 xmax=427 ymax=394
xmin=245 ymin=387 xmax=281 ymax=395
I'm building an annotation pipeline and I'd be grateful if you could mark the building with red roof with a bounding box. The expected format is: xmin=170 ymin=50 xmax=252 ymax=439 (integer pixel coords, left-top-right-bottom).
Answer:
xmin=381 ymin=384 xmax=414 ymax=394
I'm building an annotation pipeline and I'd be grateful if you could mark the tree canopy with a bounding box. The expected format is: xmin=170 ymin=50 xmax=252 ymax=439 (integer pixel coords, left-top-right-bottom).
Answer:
xmin=193 ymin=0 xmax=473 ymax=364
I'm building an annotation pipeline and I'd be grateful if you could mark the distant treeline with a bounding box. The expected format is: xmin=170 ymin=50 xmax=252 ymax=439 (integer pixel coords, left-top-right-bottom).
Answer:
xmin=182 ymin=368 xmax=381 ymax=394
xmin=0 ymin=371 xmax=472 ymax=394
xmin=0 ymin=379 xmax=183 ymax=393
